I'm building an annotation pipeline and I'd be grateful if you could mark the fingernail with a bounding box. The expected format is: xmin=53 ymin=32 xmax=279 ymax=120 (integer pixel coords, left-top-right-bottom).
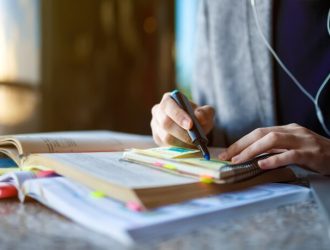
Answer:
xmin=182 ymin=118 xmax=191 ymax=129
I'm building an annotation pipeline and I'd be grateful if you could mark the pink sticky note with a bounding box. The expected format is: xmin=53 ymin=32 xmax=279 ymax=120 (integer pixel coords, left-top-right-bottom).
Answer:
xmin=36 ymin=170 xmax=60 ymax=178
xmin=153 ymin=162 xmax=163 ymax=167
xmin=126 ymin=201 xmax=143 ymax=212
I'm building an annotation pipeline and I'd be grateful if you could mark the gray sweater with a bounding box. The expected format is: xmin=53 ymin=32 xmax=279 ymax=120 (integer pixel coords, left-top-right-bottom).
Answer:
xmin=192 ymin=0 xmax=275 ymax=146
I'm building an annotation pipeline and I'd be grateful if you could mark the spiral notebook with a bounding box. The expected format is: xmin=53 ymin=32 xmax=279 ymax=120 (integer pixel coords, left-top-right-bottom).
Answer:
xmin=123 ymin=147 xmax=278 ymax=184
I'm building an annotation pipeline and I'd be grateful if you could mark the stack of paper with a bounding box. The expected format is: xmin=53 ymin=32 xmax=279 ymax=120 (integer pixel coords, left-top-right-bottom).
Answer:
xmin=21 ymin=176 xmax=310 ymax=245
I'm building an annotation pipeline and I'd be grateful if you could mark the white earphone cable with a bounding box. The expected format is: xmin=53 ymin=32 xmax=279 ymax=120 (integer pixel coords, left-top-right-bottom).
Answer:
xmin=250 ymin=0 xmax=330 ymax=136
xmin=328 ymin=8 xmax=330 ymax=35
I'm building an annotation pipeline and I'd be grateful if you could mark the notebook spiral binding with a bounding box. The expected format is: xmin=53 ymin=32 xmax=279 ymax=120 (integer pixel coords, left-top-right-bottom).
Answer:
xmin=220 ymin=153 xmax=278 ymax=183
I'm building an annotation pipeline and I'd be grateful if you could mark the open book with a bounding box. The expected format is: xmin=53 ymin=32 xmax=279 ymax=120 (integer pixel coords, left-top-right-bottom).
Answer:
xmin=0 ymin=131 xmax=296 ymax=209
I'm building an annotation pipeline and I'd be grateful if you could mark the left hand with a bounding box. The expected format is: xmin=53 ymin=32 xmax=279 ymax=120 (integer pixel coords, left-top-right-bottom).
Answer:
xmin=218 ymin=123 xmax=330 ymax=175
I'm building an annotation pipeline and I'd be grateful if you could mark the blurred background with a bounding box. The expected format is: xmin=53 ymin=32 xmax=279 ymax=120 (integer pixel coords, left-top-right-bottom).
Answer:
xmin=0 ymin=0 xmax=198 ymax=135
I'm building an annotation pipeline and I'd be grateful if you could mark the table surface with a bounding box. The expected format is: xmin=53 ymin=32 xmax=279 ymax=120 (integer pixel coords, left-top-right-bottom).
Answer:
xmin=0 ymin=195 xmax=329 ymax=250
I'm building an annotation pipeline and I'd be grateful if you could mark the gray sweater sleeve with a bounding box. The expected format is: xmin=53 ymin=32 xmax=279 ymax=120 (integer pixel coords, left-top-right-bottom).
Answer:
xmin=192 ymin=0 xmax=228 ymax=146
xmin=191 ymin=0 xmax=275 ymax=147
xmin=192 ymin=0 xmax=212 ymax=107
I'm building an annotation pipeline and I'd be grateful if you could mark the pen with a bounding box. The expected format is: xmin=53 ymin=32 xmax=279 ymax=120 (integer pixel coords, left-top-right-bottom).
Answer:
xmin=170 ymin=90 xmax=210 ymax=160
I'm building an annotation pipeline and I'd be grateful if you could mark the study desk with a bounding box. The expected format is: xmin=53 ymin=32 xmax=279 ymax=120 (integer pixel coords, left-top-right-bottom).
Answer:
xmin=0 ymin=195 xmax=329 ymax=250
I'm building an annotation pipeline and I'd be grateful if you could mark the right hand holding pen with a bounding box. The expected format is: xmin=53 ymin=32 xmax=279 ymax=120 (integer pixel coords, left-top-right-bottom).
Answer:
xmin=150 ymin=92 xmax=215 ymax=147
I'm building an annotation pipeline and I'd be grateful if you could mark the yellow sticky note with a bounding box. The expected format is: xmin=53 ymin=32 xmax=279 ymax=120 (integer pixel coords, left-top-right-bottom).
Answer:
xmin=90 ymin=191 xmax=106 ymax=198
xmin=22 ymin=165 xmax=51 ymax=172
xmin=200 ymin=176 xmax=213 ymax=184
xmin=163 ymin=164 xmax=176 ymax=170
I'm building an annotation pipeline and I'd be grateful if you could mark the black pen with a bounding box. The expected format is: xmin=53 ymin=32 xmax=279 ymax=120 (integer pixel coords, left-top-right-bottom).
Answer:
xmin=170 ymin=90 xmax=210 ymax=160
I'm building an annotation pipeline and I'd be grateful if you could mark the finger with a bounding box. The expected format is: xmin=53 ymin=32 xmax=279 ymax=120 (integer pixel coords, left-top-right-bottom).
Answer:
xmin=154 ymin=105 xmax=192 ymax=144
xmin=194 ymin=105 xmax=215 ymax=134
xmin=190 ymin=102 xmax=198 ymax=109
xmin=153 ymin=133 xmax=162 ymax=146
xmin=157 ymin=126 xmax=181 ymax=146
xmin=150 ymin=118 xmax=163 ymax=146
xmin=219 ymin=126 xmax=296 ymax=161
xmin=160 ymin=93 xmax=192 ymax=130
xmin=152 ymin=117 xmax=192 ymax=147
xmin=258 ymin=150 xmax=303 ymax=170
xmin=267 ymin=148 xmax=288 ymax=154
xmin=231 ymin=132 xmax=299 ymax=163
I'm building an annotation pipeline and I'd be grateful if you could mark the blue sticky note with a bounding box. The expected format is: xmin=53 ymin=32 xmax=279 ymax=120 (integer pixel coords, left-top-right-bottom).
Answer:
xmin=0 ymin=158 xmax=17 ymax=168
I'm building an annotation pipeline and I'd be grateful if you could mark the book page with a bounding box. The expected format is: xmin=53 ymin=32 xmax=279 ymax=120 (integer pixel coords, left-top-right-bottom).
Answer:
xmin=24 ymin=152 xmax=197 ymax=189
xmin=1 ymin=131 xmax=156 ymax=155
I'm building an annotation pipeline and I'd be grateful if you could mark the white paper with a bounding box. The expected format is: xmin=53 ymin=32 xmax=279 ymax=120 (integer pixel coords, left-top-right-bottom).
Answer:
xmin=21 ymin=176 xmax=310 ymax=245
xmin=0 ymin=171 xmax=36 ymax=200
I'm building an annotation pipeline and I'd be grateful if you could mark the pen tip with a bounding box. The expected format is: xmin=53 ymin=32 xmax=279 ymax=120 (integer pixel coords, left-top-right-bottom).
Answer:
xmin=204 ymin=153 xmax=210 ymax=161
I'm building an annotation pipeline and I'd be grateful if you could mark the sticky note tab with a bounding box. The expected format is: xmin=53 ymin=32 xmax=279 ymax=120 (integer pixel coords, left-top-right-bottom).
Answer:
xmin=163 ymin=164 xmax=176 ymax=170
xmin=0 ymin=168 xmax=20 ymax=175
xmin=168 ymin=147 xmax=194 ymax=153
xmin=90 ymin=191 xmax=106 ymax=198
xmin=153 ymin=162 xmax=163 ymax=167
xmin=22 ymin=165 xmax=52 ymax=172
xmin=0 ymin=183 xmax=18 ymax=199
xmin=200 ymin=175 xmax=214 ymax=184
xmin=126 ymin=201 xmax=143 ymax=212
xmin=36 ymin=170 xmax=60 ymax=178
xmin=0 ymin=158 xmax=17 ymax=168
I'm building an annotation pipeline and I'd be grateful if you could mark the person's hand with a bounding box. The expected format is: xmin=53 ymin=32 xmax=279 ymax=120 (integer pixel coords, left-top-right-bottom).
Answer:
xmin=151 ymin=92 xmax=215 ymax=147
xmin=218 ymin=123 xmax=330 ymax=175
